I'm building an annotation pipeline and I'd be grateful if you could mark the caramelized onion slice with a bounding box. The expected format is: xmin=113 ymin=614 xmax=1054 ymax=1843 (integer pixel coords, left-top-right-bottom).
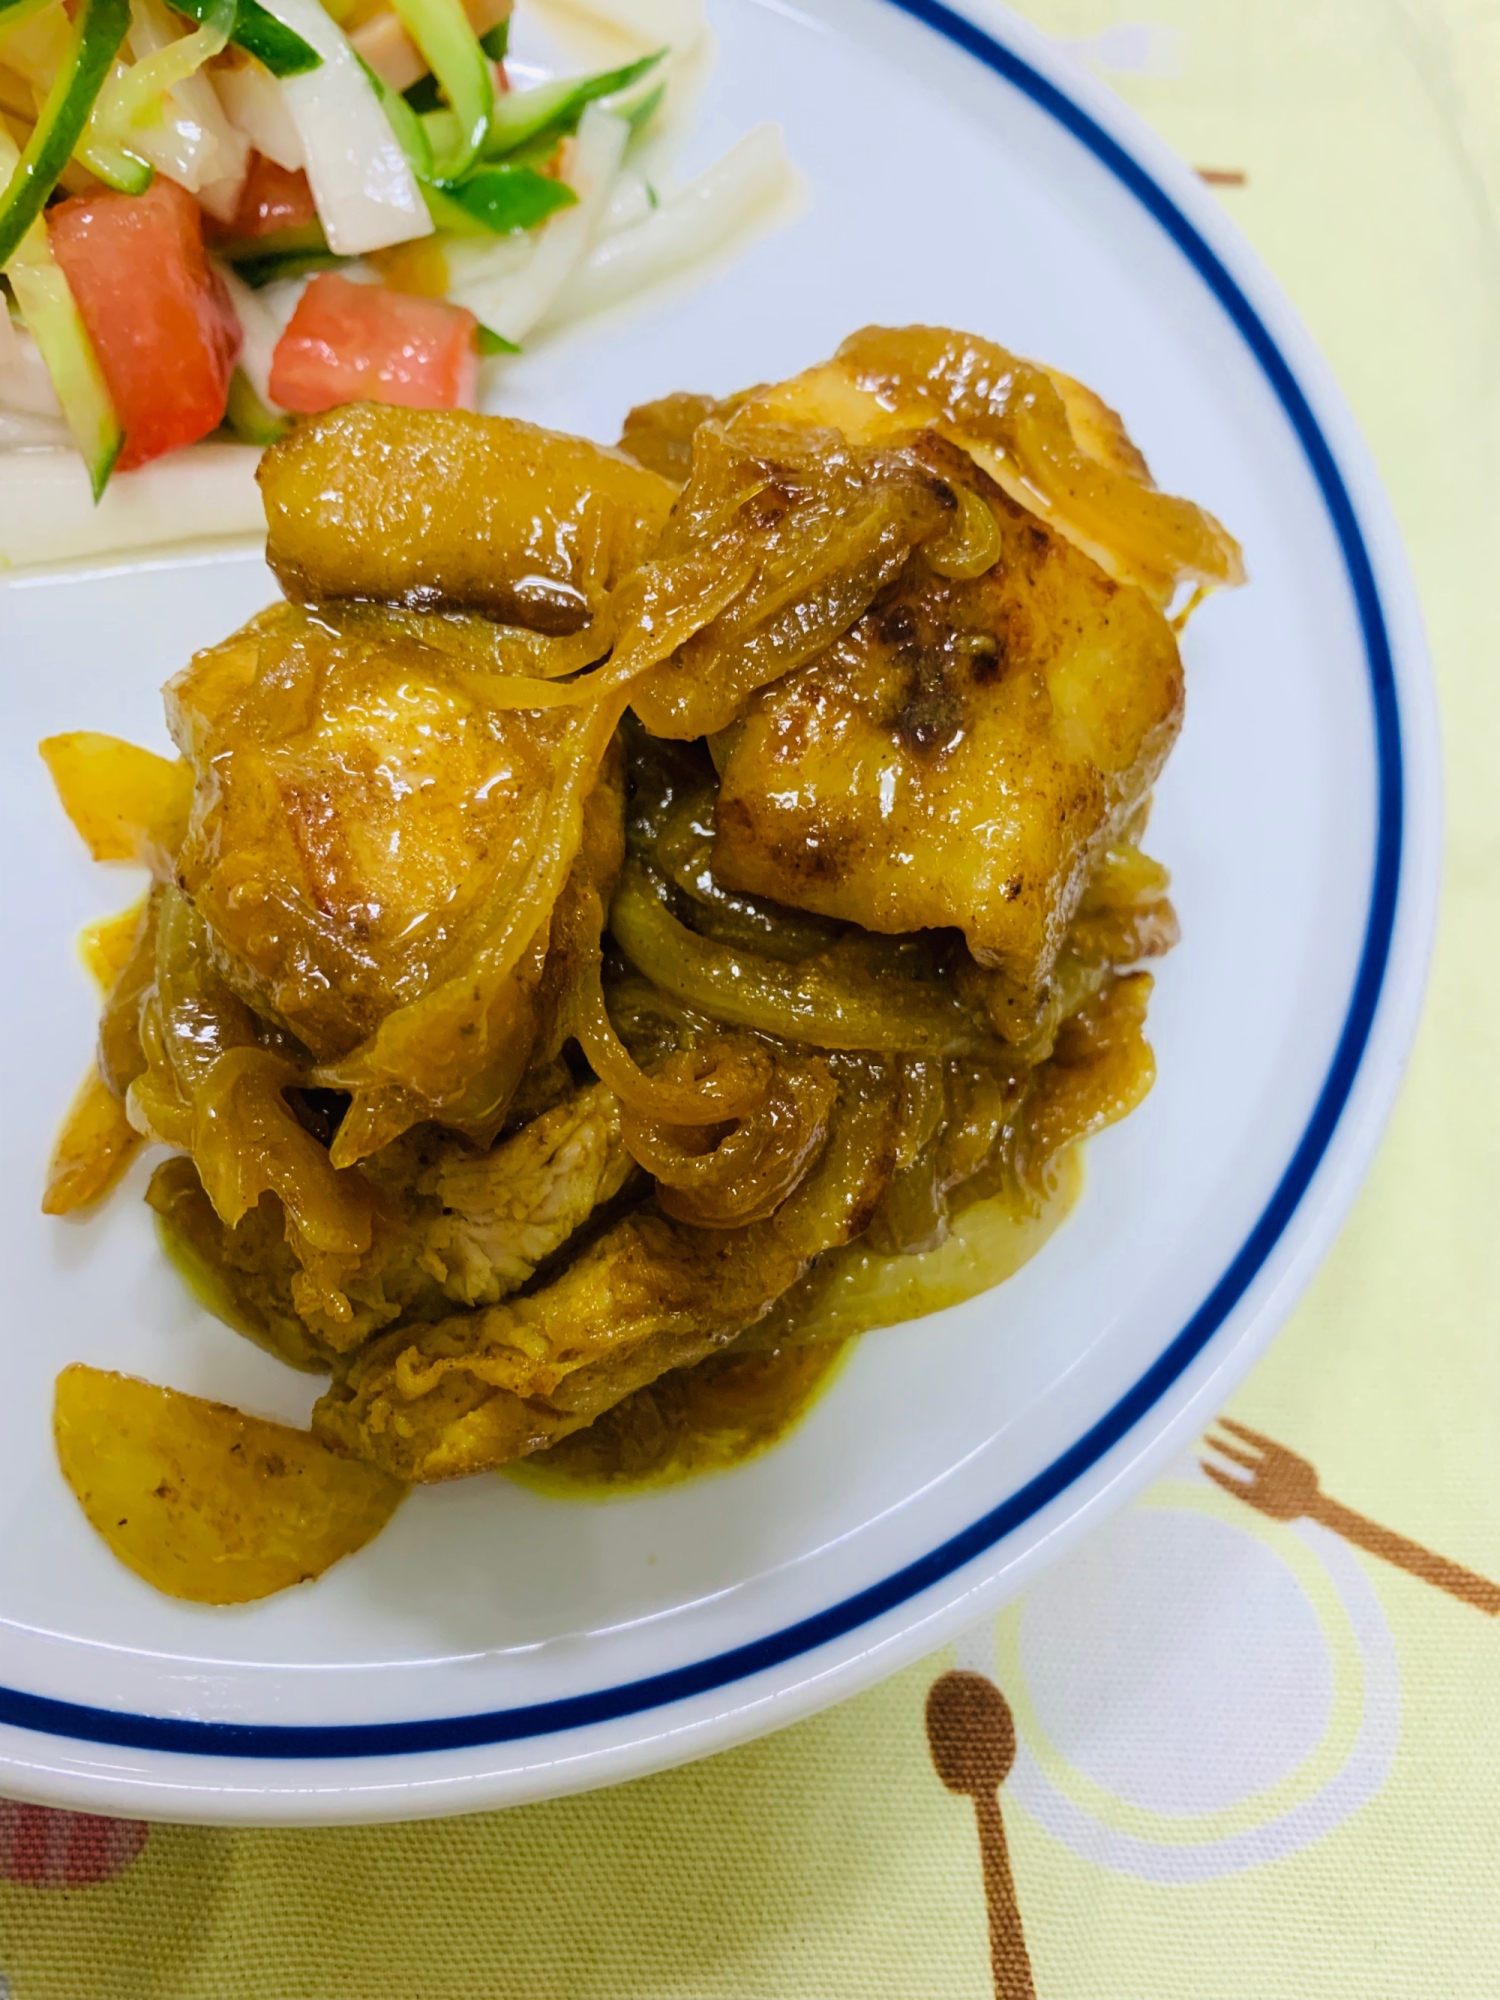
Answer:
xmin=576 ymin=969 xmax=775 ymax=1124
xmin=742 ymin=326 xmax=1244 ymax=605
xmin=610 ymin=863 xmax=996 ymax=1058
xmin=624 ymin=1055 xmax=837 ymax=1228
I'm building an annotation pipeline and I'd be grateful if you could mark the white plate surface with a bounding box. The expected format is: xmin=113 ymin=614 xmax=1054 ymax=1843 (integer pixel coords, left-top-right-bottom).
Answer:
xmin=0 ymin=0 xmax=1439 ymax=1823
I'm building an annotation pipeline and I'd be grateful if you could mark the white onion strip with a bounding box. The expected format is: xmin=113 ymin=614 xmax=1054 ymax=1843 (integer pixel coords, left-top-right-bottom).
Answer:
xmin=541 ymin=123 xmax=795 ymax=331
xmin=212 ymin=59 xmax=307 ymax=173
xmin=216 ymin=265 xmax=286 ymax=410
xmin=253 ymin=0 xmax=431 ymax=254
xmin=447 ymin=103 xmax=627 ymax=343
xmin=0 ymin=444 xmax=264 ymax=568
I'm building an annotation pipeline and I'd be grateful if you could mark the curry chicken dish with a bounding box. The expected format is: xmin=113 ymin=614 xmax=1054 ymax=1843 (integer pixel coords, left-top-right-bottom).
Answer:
xmin=40 ymin=325 xmax=1243 ymax=1603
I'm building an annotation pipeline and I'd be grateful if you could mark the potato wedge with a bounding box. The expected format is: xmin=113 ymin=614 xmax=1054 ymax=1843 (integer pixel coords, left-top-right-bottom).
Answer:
xmin=54 ymin=1366 xmax=405 ymax=1603
xmin=39 ymin=733 xmax=192 ymax=872
xmin=79 ymin=896 xmax=148 ymax=989
xmin=43 ymin=1067 xmax=141 ymax=1216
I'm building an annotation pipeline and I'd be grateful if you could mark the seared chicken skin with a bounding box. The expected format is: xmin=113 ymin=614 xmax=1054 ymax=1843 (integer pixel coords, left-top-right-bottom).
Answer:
xmin=712 ymin=450 xmax=1183 ymax=1014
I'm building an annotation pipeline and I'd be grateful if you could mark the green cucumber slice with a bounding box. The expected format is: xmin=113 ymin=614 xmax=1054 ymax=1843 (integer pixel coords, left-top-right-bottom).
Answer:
xmin=434 ymin=162 xmax=574 ymax=234
xmin=172 ymin=0 xmax=322 ymax=78
xmin=0 ymin=0 xmax=132 ymax=271
xmin=229 ymin=244 xmax=346 ymax=288
xmin=481 ymin=50 xmax=661 ymax=161
xmin=357 ymin=53 xmax=435 ymax=182
xmin=219 ymin=218 xmax=329 ymax=264
xmin=6 ymin=254 xmax=120 ymax=497
xmin=622 ymin=80 xmax=663 ymax=142
xmin=72 ymin=136 xmax=153 ymax=193
xmin=390 ymin=0 xmax=490 ymax=177
xmin=0 ymin=120 xmax=121 ymax=497
xmin=223 ymin=368 xmax=290 ymax=445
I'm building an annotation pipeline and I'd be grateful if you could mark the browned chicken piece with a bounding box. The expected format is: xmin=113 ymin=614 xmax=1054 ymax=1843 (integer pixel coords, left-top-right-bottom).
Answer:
xmin=259 ymin=403 xmax=678 ymax=631
xmin=150 ymin=1082 xmax=637 ymax=1365
xmin=40 ymin=326 xmax=1246 ymax=1603
xmin=711 ymin=452 xmax=1183 ymax=1020
xmin=409 ymin=1081 xmax=635 ymax=1307
xmin=313 ymin=1060 xmax=901 ymax=1480
xmin=166 ymin=602 xmax=585 ymax=1064
xmin=626 ymin=417 xmax=961 ymax=741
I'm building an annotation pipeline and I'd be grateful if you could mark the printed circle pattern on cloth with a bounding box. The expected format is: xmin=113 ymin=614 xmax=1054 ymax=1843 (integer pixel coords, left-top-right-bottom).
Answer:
xmin=975 ymin=1465 xmax=1402 ymax=1881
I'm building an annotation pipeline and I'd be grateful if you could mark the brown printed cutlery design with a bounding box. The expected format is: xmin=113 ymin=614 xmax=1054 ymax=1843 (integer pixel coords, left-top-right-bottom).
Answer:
xmin=926 ymin=1671 xmax=1036 ymax=2000
xmin=1201 ymin=1420 xmax=1500 ymax=1615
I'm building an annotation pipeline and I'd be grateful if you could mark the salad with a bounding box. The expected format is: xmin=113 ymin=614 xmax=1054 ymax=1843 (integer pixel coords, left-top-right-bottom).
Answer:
xmin=0 ymin=0 xmax=793 ymax=560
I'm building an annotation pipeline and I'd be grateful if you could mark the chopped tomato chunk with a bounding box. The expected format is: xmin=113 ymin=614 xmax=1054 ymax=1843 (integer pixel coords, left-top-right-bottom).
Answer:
xmin=222 ymin=154 xmax=320 ymax=241
xmin=268 ymin=274 xmax=479 ymax=416
xmin=47 ymin=180 xmax=241 ymax=472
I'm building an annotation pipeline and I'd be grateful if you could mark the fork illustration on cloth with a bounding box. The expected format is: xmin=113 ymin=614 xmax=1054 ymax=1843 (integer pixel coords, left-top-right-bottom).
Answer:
xmin=1201 ymin=1420 xmax=1500 ymax=1615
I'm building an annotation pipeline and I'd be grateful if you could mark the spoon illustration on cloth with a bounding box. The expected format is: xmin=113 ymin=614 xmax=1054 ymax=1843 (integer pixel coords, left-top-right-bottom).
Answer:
xmin=926 ymin=1670 xmax=1036 ymax=2000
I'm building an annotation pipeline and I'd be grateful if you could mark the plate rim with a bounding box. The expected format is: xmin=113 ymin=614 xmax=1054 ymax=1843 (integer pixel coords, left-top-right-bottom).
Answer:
xmin=0 ymin=0 xmax=1443 ymax=1815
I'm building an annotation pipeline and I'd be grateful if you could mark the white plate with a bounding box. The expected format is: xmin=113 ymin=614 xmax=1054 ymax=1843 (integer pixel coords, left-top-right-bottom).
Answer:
xmin=0 ymin=0 xmax=1439 ymax=1824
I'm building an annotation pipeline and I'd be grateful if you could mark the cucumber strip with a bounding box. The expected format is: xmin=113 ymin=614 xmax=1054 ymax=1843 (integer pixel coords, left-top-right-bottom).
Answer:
xmin=0 ymin=128 xmax=120 ymax=498
xmin=390 ymin=0 xmax=490 ymax=177
xmin=73 ymin=130 xmax=154 ymax=192
xmin=223 ymin=368 xmax=289 ymax=445
xmin=420 ymin=179 xmax=495 ymax=236
xmin=622 ymin=80 xmax=663 ymax=142
xmin=100 ymin=0 xmax=235 ymax=129
xmin=357 ymin=53 xmax=433 ymax=182
xmin=417 ymin=105 xmax=460 ymax=166
xmin=474 ymin=320 xmax=516 ymax=354
xmin=481 ymin=50 xmax=661 ymax=161
xmin=219 ymin=217 xmax=329 ymax=264
xmin=229 ymin=244 xmax=345 ymax=287
xmin=5 ymin=250 xmax=119 ymax=495
xmin=401 ymin=70 xmax=443 ymax=116
xmin=172 ymin=0 xmax=321 ymax=78
xmin=436 ymin=162 xmax=573 ymax=234
xmin=0 ymin=0 xmax=131 ymax=271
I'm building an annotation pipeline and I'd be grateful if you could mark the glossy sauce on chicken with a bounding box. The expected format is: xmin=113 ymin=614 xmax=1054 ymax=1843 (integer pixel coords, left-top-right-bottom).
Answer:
xmin=40 ymin=327 xmax=1241 ymax=1593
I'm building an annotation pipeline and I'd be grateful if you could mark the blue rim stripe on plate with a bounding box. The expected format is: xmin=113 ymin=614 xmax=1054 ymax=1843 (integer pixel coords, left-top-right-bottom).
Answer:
xmin=0 ymin=0 xmax=1403 ymax=1762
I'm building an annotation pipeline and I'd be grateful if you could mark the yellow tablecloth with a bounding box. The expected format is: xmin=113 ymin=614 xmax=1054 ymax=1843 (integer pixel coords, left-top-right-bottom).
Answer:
xmin=4 ymin=1 xmax=1498 ymax=1992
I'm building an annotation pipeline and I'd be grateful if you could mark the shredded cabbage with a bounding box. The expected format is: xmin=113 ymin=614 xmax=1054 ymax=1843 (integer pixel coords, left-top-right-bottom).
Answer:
xmin=97 ymin=0 xmax=235 ymax=133
xmin=111 ymin=0 xmax=248 ymax=214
